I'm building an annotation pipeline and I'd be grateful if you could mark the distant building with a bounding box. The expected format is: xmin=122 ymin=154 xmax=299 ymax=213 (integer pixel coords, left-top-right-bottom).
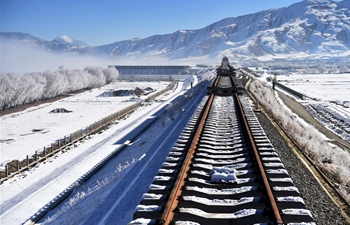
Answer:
xmin=108 ymin=65 xmax=191 ymax=75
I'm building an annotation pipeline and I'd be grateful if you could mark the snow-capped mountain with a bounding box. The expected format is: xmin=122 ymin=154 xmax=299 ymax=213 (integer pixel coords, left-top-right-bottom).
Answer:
xmin=0 ymin=32 xmax=89 ymax=53
xmin=94 ymin=0 xmax=350 ymax=60
xmin=1 ymin=0 xmax=350 ymax=60
xmin=53 ymin=35 xmax=88 ymax=47
xmin=0 ymin=32 xmax=44 ymax=42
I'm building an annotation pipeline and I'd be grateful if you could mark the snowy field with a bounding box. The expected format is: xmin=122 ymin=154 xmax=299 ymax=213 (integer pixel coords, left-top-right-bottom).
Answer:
xmin=0 ymin=81 xmax=171 ymax=169
xmin=249 ymin=69 xmax=350 ymax=142
xmin=0 ymin=72 xmax=204 ymax=224
xmin=277 ymin=73 xmax=350 ymax=102
xmin=277 ymin=73 xmax=350 ymax=142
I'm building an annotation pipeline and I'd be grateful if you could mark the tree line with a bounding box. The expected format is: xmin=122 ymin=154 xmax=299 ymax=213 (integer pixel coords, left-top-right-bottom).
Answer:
xmin=0 ymin=67 xmax=119 ymax=110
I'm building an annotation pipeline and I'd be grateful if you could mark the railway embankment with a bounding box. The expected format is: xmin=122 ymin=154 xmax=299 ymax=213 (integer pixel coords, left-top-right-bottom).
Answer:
xmin=277 ymin=90 xmax=350 ymax=151
xmin=246 ymin=76 xmax=350 ymax=223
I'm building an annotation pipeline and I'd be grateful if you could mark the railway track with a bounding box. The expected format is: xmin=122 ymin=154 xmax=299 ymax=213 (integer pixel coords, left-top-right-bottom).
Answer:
xmin=129 ymin=60 xmax=315 ymax=225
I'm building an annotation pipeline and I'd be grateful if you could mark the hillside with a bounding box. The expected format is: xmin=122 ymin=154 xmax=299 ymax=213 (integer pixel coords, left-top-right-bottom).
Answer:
xmin=1 ymin=0 xmax=350 ymax=61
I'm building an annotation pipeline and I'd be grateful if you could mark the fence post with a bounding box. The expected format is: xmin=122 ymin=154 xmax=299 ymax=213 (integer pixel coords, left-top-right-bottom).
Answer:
xmin=6 ymin=164 xmax=8 ymax=177
xmin=44 ymin=147 xmax=46 ymax=158
xmin=17 ymin=161 xmax=20 ymax=170
xmin=35 ymin=151 xmax=38 ymax=161
xmin=27 ymin=155 xmax=29 ymax=166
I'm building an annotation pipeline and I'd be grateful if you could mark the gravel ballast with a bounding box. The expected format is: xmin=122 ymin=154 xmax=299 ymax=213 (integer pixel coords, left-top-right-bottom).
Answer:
xmin=254 ymin=110 xmax=348 ymax=224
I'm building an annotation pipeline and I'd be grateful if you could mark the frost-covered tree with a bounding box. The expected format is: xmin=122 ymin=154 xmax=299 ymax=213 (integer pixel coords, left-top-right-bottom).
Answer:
xmin=249 ymin=78 xmax=350 ymax=203
xmin=317 ymin=65 xmax=327 ymax=73
xmin=329 ymin=65 xmax=338 ymax=74
xmin=0 ymin=66 xmax=119 ymax=110
xmin=339 ymin=65 xmax=349 ymax=73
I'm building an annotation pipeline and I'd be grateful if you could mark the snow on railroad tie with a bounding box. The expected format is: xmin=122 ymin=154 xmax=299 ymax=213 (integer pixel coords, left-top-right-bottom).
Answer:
xmin=261 ymin=157 xmax=281 ymax=162
xmin=194 ymin=157 xmax=246 ymax=164
xmin=165 ymin=156 xmax=183 ymax=162
xmin=186 ymin=186 xmax=257 ymax=195
xmin=172 ymin=146 xmax=186 ymax=151
xmin=162 ymin=162 xmax=178 ymax=167
xmin=142 ymin=193 xmax=164 ymax=200
xmin=263 ymin=162 xmax=285 ymax=168
xmin=282 ymin=208 xmax=313 ymax=217
xmin=270 ymin=177 xmax=293 ymax=183
xmin=174 ymin=221 xmax=201 ymax=225
xmin=196 ymin=152 xmax=246 ymax=159
xmin=259 ymin=151 xmax=279 ymax=156
xmin=273 ymin=186 xmax=299 ymax=192
xmin=276 ymin=196 xmax=307 ymax=209
xmin=179 ymin=208 xmax=263 ymax=219
xmin=211 ymin=176 xmax=252 ymax=184
xmin=257 ymin=147 xmax=275 ymax=151
xmin=182 ymin=196 xmax=257 ymax=206
xmin=136 ymin=205 xmax=162 ymax=211
xmin=192 ymin=163 xmax=251 ymax=171
xmin=188 ymin=177 xmax=252 ymax=185
xmin=208 ymin=166 xmax=253 ymax=184
xmin=281 ymin=209 xmax=314 ymax=223
xmin=149 ymin=184 xmax=167 ymax=190
xmin=132 ymin=206 xmax=164 ymax=224
xmin=197 ymin=147 xmax=245 ymax=154
xmin=198 ymin=144 xmax=246 ymax=151
xmin=209 ymin=165 xmax=238 ymax=174
xmin=168 ymin=151 xmax=183 ymax=156
xmin=277 ymin=196 xmax=305 ymax=204
xmin=158 ymin=168 xmax=178 ymax=174
xmin=153 ymin=176 xmax=172 ymax=181
xmin=200 ymin=139 xmax=243 ymax=145
xmin=128 ymin=218 xmax=157 ymax=225
xmin=266 ymin=168 xmax=289 ymax=175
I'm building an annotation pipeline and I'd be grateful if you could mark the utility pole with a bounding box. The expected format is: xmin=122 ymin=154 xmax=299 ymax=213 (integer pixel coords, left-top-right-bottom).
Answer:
xmin=272 ymin=72 xmax=277 ymax=90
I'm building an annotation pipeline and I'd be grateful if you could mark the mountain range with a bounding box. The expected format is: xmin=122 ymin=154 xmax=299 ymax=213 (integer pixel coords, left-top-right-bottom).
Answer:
xmin=1 ymin=0 xmax=350 ymax=61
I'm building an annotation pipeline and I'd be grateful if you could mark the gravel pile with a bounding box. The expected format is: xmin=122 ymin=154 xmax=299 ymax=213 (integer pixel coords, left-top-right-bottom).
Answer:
xmin=254 ymin=111 xmax=348 ymax=224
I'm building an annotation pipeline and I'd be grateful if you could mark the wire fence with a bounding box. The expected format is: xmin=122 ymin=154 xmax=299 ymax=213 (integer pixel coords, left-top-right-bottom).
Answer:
xmin=0 ymin=82 xmax=176 ymax=183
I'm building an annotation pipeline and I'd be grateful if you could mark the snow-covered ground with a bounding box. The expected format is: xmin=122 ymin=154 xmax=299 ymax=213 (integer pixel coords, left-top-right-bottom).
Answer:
xmin=0 ymin=81 xmax=171 ymax=168
xmin=276 ymin=73 xmax=350 ymax=142
xmin=1 ymin=67 xmax=349 ymax=224
xmin=251 ymin=70 xmax=350 ymax=142
xmin=0 ymin=73 xmax=207 ymax=224
xmin=276 ymin=73 xmax=350 ymax=102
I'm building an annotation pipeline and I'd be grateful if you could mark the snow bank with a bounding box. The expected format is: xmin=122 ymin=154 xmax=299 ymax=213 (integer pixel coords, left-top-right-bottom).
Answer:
xmin=249 ymin=78 xmax=350 ymax=202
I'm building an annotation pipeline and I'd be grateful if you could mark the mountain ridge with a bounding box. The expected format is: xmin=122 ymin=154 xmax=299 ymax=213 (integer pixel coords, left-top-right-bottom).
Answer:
xmin=53 ymin=35 xmax=89 ymax=47
xmin=1 ymin=0 xmax=350 ymax=61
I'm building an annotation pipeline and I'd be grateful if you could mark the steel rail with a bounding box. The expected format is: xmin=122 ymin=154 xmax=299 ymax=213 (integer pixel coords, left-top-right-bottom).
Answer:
xmin=159 ymin=93 xmax=215 ymax=225
xmin=213 ymin=74 xmax=220 ymax=87
xmin=234 ymin=92 xmax=283 ymax=224
xmin=160 ymin=74 xmax=282 ymax=224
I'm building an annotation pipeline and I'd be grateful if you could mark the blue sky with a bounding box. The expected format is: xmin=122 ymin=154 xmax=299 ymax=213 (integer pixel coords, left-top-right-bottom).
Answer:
xmin=2 ymin=0 xmax=305 ymax=46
